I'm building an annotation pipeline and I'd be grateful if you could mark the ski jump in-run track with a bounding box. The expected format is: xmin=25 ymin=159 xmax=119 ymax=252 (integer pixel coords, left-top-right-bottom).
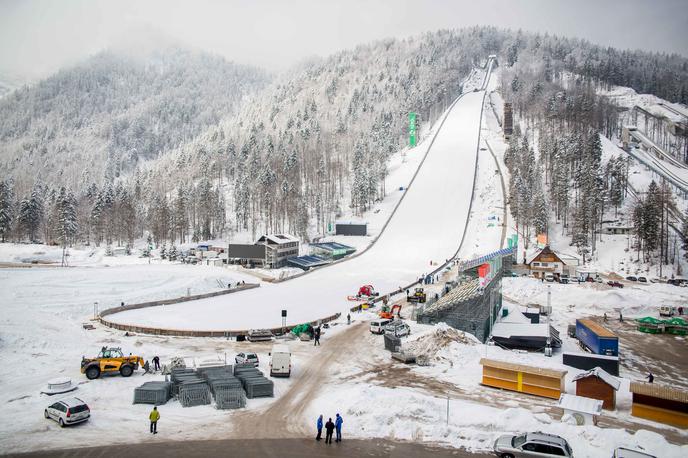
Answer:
xmin=107 ymin=64 xmax=493 ymax=332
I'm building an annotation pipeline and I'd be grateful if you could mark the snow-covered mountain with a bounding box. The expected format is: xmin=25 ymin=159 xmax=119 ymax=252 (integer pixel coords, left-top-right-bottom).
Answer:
xmin=0 ymin=47 xmax=269 ymax=191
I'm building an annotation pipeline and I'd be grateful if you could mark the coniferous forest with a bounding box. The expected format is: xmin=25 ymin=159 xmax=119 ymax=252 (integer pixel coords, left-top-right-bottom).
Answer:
xmin=1 ymin=26 xmax=687 ymax=258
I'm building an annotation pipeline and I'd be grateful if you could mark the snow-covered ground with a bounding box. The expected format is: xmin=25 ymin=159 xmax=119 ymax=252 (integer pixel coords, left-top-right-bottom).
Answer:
xmin=2 ymin=63 xmax=686 ymax=457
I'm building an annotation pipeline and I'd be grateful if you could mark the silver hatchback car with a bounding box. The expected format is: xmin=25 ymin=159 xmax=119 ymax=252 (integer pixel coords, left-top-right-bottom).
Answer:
xmin=494 ymin=432 xmax=573 ymax=458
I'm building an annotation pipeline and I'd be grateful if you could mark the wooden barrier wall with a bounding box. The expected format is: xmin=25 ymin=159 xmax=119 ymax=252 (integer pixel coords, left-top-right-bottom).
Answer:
xmin=99 ymin=283 xmax=260 ymax=317
xmin=631 ymin=403 xmax=688 ymax=429
xmin=480 ymin=358 xmax=567 ymax=400
xmin=97 ymin=283 xmax=341 ymax=337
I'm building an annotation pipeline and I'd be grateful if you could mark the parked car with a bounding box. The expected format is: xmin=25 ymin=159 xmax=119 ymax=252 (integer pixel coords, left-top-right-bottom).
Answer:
xmin=44 ymin=397 xmax=90 ymax=427
xmin=649 ymin=278 xmax=660 ymax=283
xmin=559 ymin=275 xmax=570 ymax=284
xmin=235 ymin=352 xmax=259 ymax=366
xmin=544 ymin=273 xmax=555 ymax=282
xmin=493 ymin=431 xmax=573 ymax=458
xmin=384 ymin=320 xmax=411 ymax=337
xmin=637 ymin=276 xmax=647 ymax=283
xmin=612 ymin=447 xmax=656 ymax=458
xmin=626 ymin=276 xmax=638 ymax=282
xmin=370 ymin=318 xmax=392 ymax=334
xmin=607 ymin=280 xmax=623 ymax=288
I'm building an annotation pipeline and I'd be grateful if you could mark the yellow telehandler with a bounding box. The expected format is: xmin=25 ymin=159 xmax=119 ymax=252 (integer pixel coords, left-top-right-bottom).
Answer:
xmin=80 ymin=347 xmax=144 ymax=380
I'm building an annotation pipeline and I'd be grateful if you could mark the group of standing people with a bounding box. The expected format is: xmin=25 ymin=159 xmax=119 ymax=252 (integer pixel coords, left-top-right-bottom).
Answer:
xmin=316 ymin=413 xmax=343 ymax=444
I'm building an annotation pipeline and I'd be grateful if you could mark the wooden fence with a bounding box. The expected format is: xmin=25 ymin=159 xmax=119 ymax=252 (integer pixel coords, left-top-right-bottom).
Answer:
xmin=98 ymin=284 xmax=341 ymax=337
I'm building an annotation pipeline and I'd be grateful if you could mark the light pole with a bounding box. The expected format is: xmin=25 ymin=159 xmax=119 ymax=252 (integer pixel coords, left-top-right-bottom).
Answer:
xmin=545 ymin=285 xmax=552 ymax=357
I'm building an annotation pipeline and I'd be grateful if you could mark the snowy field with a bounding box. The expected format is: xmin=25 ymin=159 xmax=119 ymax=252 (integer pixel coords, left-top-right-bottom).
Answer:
xmin=106 ymin=90 xmax=488 ymax=331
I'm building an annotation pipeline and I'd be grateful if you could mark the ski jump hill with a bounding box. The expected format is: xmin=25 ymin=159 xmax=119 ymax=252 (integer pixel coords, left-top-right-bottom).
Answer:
xmin=105 ymin=60 xmax=494 ymax=334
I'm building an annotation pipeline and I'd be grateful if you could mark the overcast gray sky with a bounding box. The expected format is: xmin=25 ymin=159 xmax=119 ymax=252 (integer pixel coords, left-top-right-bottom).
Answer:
xmin=1 ymin=0 xmax=687 ymax=81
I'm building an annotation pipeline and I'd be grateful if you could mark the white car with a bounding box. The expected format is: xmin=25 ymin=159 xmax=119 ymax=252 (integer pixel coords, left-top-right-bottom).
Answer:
xmin=384 ymin=321 xmax=411 ymax=337
xmin=613 ymin=447 xmax=656 ymax=458
xmin=235 ymin=352 xmax=259 ymax=366
xmin=44 ymin=397 xmax=90 ymax=427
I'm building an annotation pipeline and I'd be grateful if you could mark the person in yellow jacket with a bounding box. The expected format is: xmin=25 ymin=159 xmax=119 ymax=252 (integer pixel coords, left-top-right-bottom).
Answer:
xmin=149 ymin=406 xmax=160 ymax=434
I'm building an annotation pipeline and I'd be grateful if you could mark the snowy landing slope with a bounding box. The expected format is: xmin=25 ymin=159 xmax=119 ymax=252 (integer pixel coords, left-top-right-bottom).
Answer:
xmin=109 ymin=91 xmax=486 ymax=330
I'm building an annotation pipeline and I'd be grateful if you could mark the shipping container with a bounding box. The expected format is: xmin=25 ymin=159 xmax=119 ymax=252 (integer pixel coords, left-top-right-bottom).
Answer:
xmin=575 ymin=319 xmax=618 ymax=356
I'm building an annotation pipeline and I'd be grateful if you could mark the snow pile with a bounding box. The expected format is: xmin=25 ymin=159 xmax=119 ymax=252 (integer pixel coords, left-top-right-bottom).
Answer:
xmin=405 ymin=323 xmax=478 ymax=364
xmin=306 ymin=384 xmax=687 ymax=457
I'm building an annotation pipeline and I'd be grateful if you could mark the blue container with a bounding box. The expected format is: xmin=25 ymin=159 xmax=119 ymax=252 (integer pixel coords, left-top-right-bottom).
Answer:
xmin=575 ymin=319 xmax=618 ymax=356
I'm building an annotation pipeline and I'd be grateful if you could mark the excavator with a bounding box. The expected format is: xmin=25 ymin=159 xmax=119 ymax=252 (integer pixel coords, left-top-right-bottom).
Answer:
xmin=379 ymin=304 xmax=402 ymax=320
xmin=80 ymin=347 xmax=145 ymax=380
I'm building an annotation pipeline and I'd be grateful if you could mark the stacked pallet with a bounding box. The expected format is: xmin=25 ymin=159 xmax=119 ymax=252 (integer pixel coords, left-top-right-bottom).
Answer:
xmin=133 ymin=381 xmax=173 ymax=405
xmin=171 ymin=368 xmax=211 ymax=407
xmin=198 ymin=365 xmax=246 ymax=410
xmin=234 ymin=364 xmax=274 ymax=399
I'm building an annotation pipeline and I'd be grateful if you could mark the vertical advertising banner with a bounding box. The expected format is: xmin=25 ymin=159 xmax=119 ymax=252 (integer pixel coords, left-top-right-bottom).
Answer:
xmin=409 ymin=112 xmax=417 ymax=147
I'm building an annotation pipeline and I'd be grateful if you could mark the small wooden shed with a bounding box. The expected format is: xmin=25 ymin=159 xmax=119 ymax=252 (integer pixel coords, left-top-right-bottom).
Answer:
xmin=573 ymin=367 xmax=620 ymax=410
xmin=629 ymin=382 xmax=688 ymax=428
xmin=480 ymin=358 xmax=567 ymax=399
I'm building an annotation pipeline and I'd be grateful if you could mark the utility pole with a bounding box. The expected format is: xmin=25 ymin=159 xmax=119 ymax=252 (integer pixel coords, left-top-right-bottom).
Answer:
xmin=545 ymin=285 xmax=552 ymax=357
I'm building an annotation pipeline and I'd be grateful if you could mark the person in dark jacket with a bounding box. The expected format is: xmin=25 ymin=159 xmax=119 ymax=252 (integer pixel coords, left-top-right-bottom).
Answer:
xmin=153 ymin=356 xmax=161 ymax=372
xmin=316 ymin=414 xmax=323 ymax=441
xmin=647 ymin=372 xmax=654 ymax=383
xmin=325 ymin=418 xmax=335 ymax=444
xmin=335 ymin=413 xmax=343 ymax=442
xmin=314 ymin=327 xmax=321 ymax=346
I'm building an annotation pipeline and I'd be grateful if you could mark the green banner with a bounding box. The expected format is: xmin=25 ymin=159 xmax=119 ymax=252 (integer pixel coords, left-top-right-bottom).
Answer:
xmin=409 ymin=112 xmax=417 ymax=147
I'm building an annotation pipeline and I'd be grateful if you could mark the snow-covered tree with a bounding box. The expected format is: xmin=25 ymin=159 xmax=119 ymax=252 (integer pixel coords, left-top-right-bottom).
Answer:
xmin=0 ymin=180 xmax=15 ymax=242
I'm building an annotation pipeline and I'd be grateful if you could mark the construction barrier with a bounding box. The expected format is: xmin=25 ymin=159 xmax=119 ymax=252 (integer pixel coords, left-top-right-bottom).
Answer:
xmin=480 ymin=358 xmax=567 ymax=400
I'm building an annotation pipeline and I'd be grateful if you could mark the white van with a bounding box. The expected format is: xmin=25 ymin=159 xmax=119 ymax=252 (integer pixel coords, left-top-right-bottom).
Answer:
xmin=370 ymin=318 xmax=392 ymax=335
xmin=659 ymin=305 xmax=675 ymax=317
xmin=269 ymin=345 xmax=291 ymax=377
